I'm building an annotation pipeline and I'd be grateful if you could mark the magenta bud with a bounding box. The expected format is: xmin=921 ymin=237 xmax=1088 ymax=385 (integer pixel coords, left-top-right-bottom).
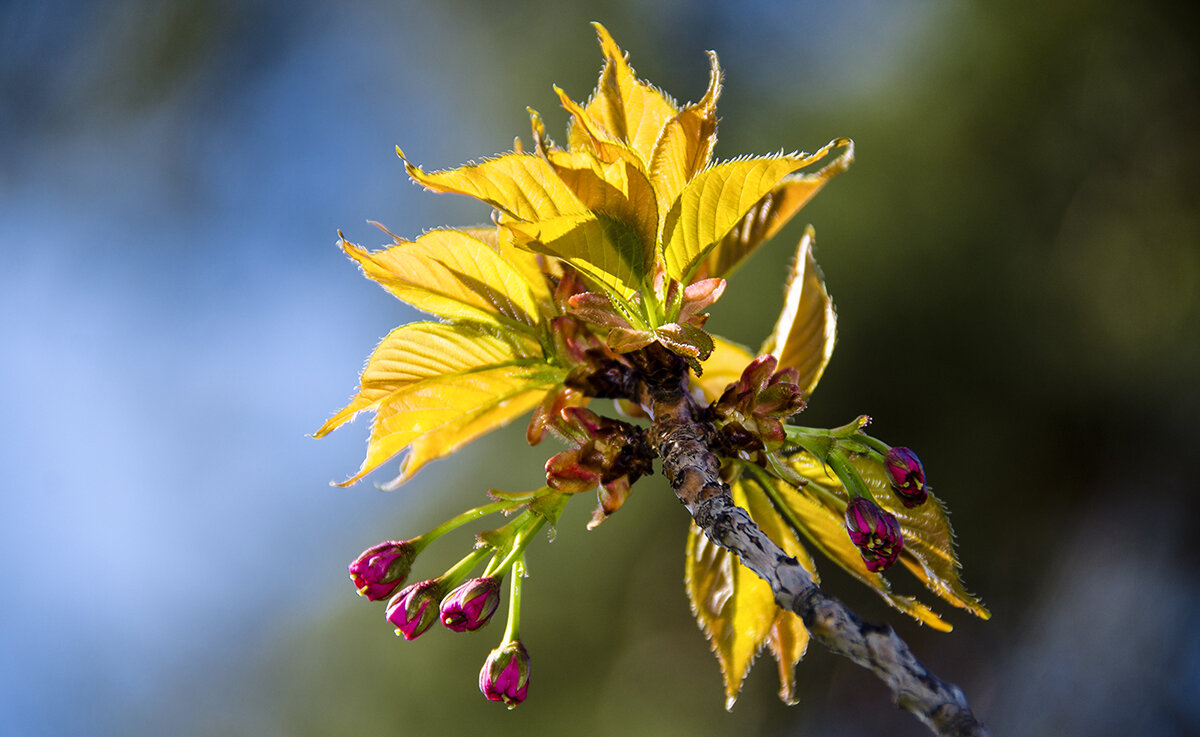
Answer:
xmin=844 ymin=497 xmax=903 ymax=572
xmin=349 ymin=540 xmax=417 ymax=601
xmin=479 ymin=640 xmax=531 ymax=708
xmin=884 ymin=447 xmax=927 ymax=507
xmin=385 ymin=580 xmax=444 ymax=640
xmin=441 ymin=577 xmax=502 ymax=632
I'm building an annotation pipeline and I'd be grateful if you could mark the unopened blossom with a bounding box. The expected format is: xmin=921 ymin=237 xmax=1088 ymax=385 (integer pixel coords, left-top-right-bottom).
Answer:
xmin=884 ymin=447 xmax=927 ymax=507
xmin=441 ymin=577 xmax=502 ymax=632
xmin=386 ymin=580 xmax=444 ymax=640
xmin=348 ymin=540 xmax=418 ymax=601
xmin=844 ymin=497 xmax=903 ymax=572
xmin=479 ymin=640 xmax=531 ymax=708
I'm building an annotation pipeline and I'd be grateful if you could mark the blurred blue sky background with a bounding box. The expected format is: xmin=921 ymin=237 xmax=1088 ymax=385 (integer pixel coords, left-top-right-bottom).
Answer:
xmin=3 ymin=1 xmax=1199 ymax=736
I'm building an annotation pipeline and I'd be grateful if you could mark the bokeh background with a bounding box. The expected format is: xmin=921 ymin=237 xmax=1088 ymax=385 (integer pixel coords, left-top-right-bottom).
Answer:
xmin=3 ymin=0 xmax=1198 ymax=735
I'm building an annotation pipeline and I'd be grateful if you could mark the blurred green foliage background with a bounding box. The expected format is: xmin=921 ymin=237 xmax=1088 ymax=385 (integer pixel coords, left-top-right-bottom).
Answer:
xmin=2 ymin=1 xmax=1197 ymax=735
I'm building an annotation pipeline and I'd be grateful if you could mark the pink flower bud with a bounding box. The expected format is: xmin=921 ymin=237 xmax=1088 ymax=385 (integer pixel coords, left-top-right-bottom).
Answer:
xmin=479 ymin=640 xmax=531 ymax=708
xmin=440 ymin=577 xmax=502 ymax=632
xmin=385 ymin=580 xmax=444 ymax=640
xmin=844 ymin=497 xmax=903 ymax=572
xmin=884 ymin=447 xmax=927 ymax=507
xmin=348 ymin=540 xmax=417 ymax=601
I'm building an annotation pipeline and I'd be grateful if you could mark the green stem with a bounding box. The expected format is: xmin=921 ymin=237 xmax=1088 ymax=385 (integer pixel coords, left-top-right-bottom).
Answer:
xmin=439 ymin=546 xmax=492 ymax=588
xmin=502 ymin=557 xmax=526 ymax=643
xmin=416 ymin=500 xmax=523 ymax=551
xmin=826 ymin=450 xmax=873 ymax=501
xmin=484 ymin=514 xmax=546 ymax=578
xmin=855 ymin=432 xmax=892 ymax=459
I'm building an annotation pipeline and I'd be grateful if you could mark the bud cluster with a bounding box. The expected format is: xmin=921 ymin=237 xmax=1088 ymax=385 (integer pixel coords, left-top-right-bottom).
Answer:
xmin=346 ymin=502 xmax=551 ymax=708
xmin=710 ymin=355 xmax=807 ymax=452
xmin=544 ymin=407 xmax=655 ymax=527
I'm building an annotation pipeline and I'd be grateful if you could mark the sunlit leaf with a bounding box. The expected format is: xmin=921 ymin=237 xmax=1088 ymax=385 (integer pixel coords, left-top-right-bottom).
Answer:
xmin=546 ymin=149 xmax=658 ymax=270
xmin=648 ymin=49 xmax=721 ymax=219
xmin=506 ymin=213 xmax=646 ymax=298
xmin=567 ymin=23 xmax=679 ymax=164
xmin=759 ymin=228 xmax=837 ymax=398
xmin=381 ymin=387 xmax=554 ymax=489
xmin=843 ymin=454 xmax=991 ymax=619
xmin=685 ymin=478 xmax=815 ymax=709
xmin=779 ymin=452 xmax=990 ymax=624
xmin=662 ymin=150 xmax=845 ymax=283
xmin=693 ymin=335 xmax=753 ymax=401
xmin=316 ymin=322 xmax=542 ymax=437
xmin=340 ymin=363 xmax=565 ymax=487
xmin=461 ymin=224 xmax=554 ymax=307
xmin=655 ymin=322 xmax=715 ymax=362
xmin=765 ymin=612 xmax=808 ymax=706
xmin=554 ymin=86 xmax=641 ymax=166
xmin=341 ymin=230 xmax=542 ymax=329
xmin=398 ymin=149 xmax=582 ymax=222
xmin=701 ymin=139 xmax=853 ymax=280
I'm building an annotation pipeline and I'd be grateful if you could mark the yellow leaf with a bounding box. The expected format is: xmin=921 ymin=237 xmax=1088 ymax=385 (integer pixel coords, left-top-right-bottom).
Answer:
xmin=693 ymin=335 xmax=753 ymax=401
xmin=778 ymin=455 xmax=981 ymax=627
xmin=843 ymin=455 xmax=991 ymax=620
xmin=648 ymin=49 xmax=721 ymax=219
xmin=341 ymin=230 xmax=542 ymax=329
xmin=398 ymin=149 xmax=582 ymax=222
xmin=759 ymin=228 xmax=837 ymax=398
xmin=341 ymin=363 xmax=564 ymax=487
xmin=546 ymin=149 xmax=658 ymax=268
xmin=567 ymin=23 xmax=679 ymax=164
xmin=765 ymin=611 xmax=809 ymax=706
xmin=316 ymin=322 xmax=542 ymax=438
xmin=661 ymin=150 xmax=845 ymax=283
xmin=554 ymin=85 xmax=638 ymax=165
xmin=685 ymin=478 xmax=815 ymax=709
xmin=462 ymin=225 xmax=554 ymax=308
xmin=378 ymin=385 xmax=550 ymax=490
xmin=506 ymin=214 xmax=646 ymax=299
xmin=702 ymin=139 xmax=853 ymax=279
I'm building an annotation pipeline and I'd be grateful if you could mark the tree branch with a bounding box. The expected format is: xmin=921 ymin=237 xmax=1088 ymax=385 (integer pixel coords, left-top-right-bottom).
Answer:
xmin=632 ymin=346 xmax=989 ymax=737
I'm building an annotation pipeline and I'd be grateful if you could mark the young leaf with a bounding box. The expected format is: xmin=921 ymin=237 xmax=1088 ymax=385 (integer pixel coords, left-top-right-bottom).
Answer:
xmin=546 ymin=149 xmax=658 ymax=271
xmin=379 ymin=385 xmax=553 ymax=489
xmin=842 ymin=454 xmax=991 ymax=619
xmin=316 ymin=322 xmax=542 ymax=437
xmin=765 ymin=612 xmax=809 ymax=706
xmin=341 ymin=230 xmax=542 ymax=329
xmin=759 ymin=228 xmax=837 ymax=398
xmin=661 ymin=150 xmax=845 ymax=283
xmin=339 ymin=363 xmax=565 ymax=487
xmin=458 ymin=224 xmax=554 ymax=307
xmin=506 ymin=214 xmax=646 ymax=299
xmin=399 ymin=149 xmax=583 ymax=222
xmin=701 ymin=139 xmax=853 ymax=280
xmin=648 ymin=49 xmax=722 ymax=218
xmin=693 ymin=335 xmax=754 ymax=401
xmin=685 ymin=477 xmax=816 ymax=709
xmin=779 ymin=453 xmax=990 ymax=623
xmin=568 ymin=23 xmax=679 ymax=164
